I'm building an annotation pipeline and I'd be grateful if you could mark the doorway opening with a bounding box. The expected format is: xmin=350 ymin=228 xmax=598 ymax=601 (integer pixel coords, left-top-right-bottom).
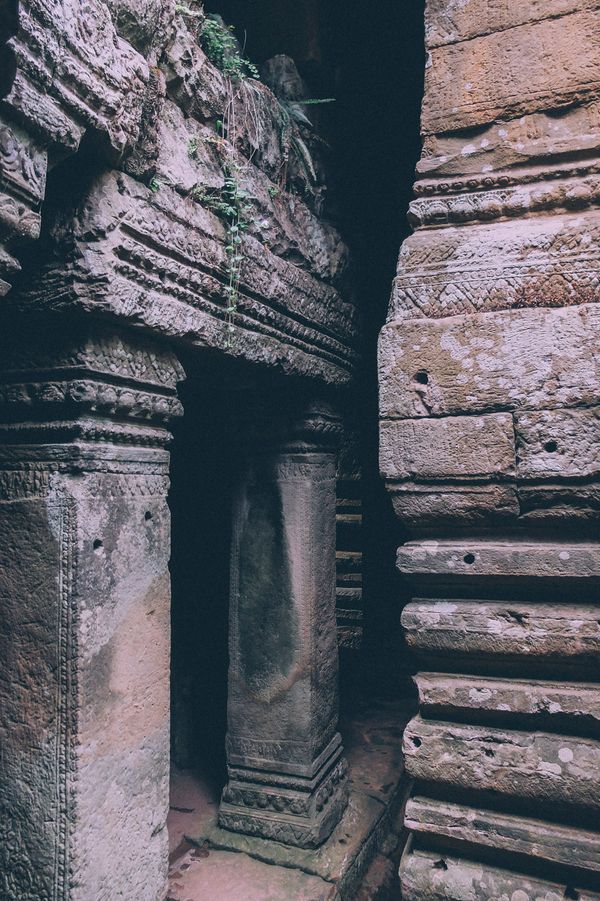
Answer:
xmin=166 ymin=0 xmax=425 ymax=894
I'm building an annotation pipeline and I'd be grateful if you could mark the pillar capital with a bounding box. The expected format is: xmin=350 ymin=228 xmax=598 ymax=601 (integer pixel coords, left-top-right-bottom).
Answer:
xmin=0 ymin=316 xmax=184 ymax=456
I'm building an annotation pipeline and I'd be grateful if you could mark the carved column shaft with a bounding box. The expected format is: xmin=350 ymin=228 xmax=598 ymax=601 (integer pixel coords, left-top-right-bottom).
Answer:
xmin=219 ymin=397 xmax=349 ymax=848
xmin=0 ymin=317 xmax=183 ymax=900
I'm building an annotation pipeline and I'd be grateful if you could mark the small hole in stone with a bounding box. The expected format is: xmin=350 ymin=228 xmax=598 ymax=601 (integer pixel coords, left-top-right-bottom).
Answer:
xmin=484 ymin=748 xmax=495 ymax=758
xmin=463 ymin=553 xmax=475 ymax=564
xmin=145 ymin=511 xmax=153 ymax=521
xmin=415 ymin=370 xmax=429 ymax=385
xmin=412 ymin=737 xmax=422 ymax=748
xmin=544 ymin=440 xmax=558 ymax=453
xmin=93 ymin=539 xmax=103 ymax=551
xmin=432 ymin=859 xmax=448 ymax=871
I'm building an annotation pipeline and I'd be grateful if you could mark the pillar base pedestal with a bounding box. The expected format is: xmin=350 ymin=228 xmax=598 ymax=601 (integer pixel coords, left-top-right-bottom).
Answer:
xmin=219 ymin=735 xmax=349 ymax=849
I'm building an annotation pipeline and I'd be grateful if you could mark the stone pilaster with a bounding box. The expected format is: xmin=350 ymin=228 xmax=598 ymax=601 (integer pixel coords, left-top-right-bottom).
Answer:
xmin=0 ymin=316 xmax=183 ymax=901
xmin=219 ymin=396 xmax=349 ymax=848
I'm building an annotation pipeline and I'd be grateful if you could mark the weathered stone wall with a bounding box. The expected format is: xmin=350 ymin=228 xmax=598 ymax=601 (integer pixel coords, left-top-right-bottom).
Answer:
xmin=0 ymin=2 xmax=356 ymax=897
xmin=379 ymin=0 xmax=600 ymax=896
xmin=1 ymin=0 xmax=357 ymax=383
xmin=0 ymin=321 xmax=183 ymax=901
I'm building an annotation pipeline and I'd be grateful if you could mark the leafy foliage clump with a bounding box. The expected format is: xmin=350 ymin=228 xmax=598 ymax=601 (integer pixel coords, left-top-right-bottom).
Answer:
xmin=191 ymin=161 xmax=252 ymax=342
xmin=200 ymin=15 xmax=259 ymax=82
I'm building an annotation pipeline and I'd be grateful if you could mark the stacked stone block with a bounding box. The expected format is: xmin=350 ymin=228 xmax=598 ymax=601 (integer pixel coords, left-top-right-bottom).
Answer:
xmin=379 ymin=1 xmax=600 ymax=896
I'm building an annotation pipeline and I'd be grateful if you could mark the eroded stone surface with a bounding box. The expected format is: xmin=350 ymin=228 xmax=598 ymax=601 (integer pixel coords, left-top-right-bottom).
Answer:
xmin=379 ymin=0 xmax=600 ymax=893
xmin=0 ymin=320 xmax=183 ymax=900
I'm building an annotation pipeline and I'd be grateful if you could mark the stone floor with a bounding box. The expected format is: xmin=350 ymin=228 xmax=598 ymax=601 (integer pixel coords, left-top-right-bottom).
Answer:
xmin=166 ymin=698 xmax=412 ymax=901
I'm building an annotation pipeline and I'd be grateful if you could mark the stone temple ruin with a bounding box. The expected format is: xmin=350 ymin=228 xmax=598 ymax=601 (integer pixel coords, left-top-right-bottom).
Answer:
xmin=1 ymin=1 xmax=600 ymax=899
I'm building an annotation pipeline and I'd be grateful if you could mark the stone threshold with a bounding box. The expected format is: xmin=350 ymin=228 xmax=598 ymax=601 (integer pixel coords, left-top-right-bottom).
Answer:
xmin=167 ymin=698 xmax=413 ymax=900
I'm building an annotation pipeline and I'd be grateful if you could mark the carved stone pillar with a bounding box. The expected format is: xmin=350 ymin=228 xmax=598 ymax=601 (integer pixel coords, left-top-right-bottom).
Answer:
xmin=219 ymin=396 xmax=349 ymax=848
xmin=379 ymin=1 xmax=600 ymax=897
xmin=0 ymin=317 xmax=183 ymax=900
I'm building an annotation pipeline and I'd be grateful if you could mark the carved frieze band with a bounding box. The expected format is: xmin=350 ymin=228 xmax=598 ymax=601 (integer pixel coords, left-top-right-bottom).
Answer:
xmin=0 ymin=324 xmax=184 ymax=449
xmin=409 ymin=164 xmax=600 ymax=227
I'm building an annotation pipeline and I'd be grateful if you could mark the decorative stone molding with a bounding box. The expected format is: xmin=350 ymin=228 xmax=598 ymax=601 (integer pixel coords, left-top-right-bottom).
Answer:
xmin=19 ymin=169 xmax=357 ymax=384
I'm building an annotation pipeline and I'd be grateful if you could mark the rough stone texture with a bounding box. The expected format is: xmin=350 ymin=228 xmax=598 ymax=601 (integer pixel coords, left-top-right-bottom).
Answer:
xmin=0 ymin=0 xmax=149 ymax=292
xmin=422 ymin=9 xmax=600 ymax=135
xmin=406 ymin=797 xmax=600 ymax=872
xmin=379 ymin=0 xmax=600 ymax=893
xmin=1 ymin=1 xmax=357 ymax=383
xmin=169 ymin=847 xmax=337 ymax=901
xmin=22 ymin=168 xmax=356 ymax=384
xmin=401 ymin=849 xmax=600 ymax=901
xmin=404 ymin=716 xmax=600 ymax=812
xmin=220 ymin=398 xmax=349 ymax=848
xmin=0 ymin=318 xmax=183 ymax=900
xmin=415 ymin=673 xmax=600 ymax=730
xmin=403 ymin=600 xmax=600 ymax=672
xmin=0 ymin=1 xmax=357 ymax=893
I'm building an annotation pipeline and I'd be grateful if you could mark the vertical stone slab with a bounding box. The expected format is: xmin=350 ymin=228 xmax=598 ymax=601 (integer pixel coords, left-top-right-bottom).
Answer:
xmin=379 ymin=0 xmax=600 ymax=894
xmin=0 ymin=318 xmax=183 ymax=900
xmin=219 ymin=398 xmax=349 ymax=848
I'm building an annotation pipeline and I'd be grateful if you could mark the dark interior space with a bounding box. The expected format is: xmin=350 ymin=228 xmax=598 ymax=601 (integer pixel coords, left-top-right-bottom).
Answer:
xmin=169 ymin=354 xmax=243 ymax=785
xmin=167 ymin=0 xmax=425 ymax=819
xmin=210 ymin=0 xmax=426 ymax=700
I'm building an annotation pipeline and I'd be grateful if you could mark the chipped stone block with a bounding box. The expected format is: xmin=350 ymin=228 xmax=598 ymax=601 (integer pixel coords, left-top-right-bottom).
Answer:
xmin=415 ymin=673 xmax=600 ymax=732
xmin=403 ymin=716 xmax=600 ymax=811
xmin=516 ymin=407 xmax=600 ymax=479
xmin=406 ymin=796 xmax=600 ymax=872
xmin=5 ymin=0 xmax=148 ymax=156
xmin=418 ymin=103 xmax=600 ymax=180
xmin=397 ymin=538 xmax=600 ymax=582
xmin=153 ymin=100 xmax=349 ymax=285
xmin=401 ymin=848 xmax=600 ymax=901
xmin=392 ymin=211 xmax=600 ymax=320
xmin=23 ymin=170 xmax=357 ymax=384
xmin=387 ymin=482 xmax=519 ymax=527
xmin=422 ymin=9 xmax=600 ymax=134
xmin=379 ymin=305 xmax=600 ymax=419
xmin=402 ymin=600 xmax=600 ymax=668
xmin=425 ymin=0 xmax=593 ymax=49
xmin=380 ymin=414 xmax=515 ymax=480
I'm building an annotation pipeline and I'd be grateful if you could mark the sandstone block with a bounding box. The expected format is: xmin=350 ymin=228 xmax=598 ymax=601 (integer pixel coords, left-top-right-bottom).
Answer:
xmin=397 ymin=539 xmax=600 ymax=582
xmin=402 ymin=600 xmax=600 ymax=667
xmin=406 ymin=796 xmax=600 ymax=872
xmin=379 ymin=414 xmax=515 ymax=480
xmin=401 ymin=849 xmax=600 ymax=901
xmin=379 ymin=306 xmax=600 ymax=420
xmin=515 ymin=407 xmax=600 ymax=479
xmin=425 ymin=0 xmax=596 ymax=49
xmin=392 ymin=212 xmax=600 ymax=321
xmin=422 ymin=10 xmax=600 ymax=134
xmin=415 ymin=673 xmax=600 ymax=732
xmin=386 ymin=482 xmax=519 ymax=527
xmin=403 ymin=716 xmax=600 ymax=811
